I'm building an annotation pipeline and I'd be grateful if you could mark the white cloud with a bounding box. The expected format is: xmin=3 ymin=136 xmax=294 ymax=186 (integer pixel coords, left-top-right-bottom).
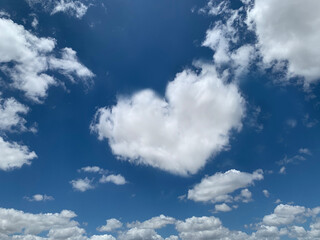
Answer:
xmin=0 ymin=136 xmax=37 ymax=171
xmin=91 ymin=64 xmax=245 ymax=175
xmin=70 ymin=177 xmax=94 ymax=192
xmin=202 ymin=3 xmax=255 ymax=77
xmin=262 ymin=190 xmax=270 ymax=198
xmin=247 ymin=0 xmax=320 ymax=85
xmin=263 ymin=204 xmax=307 ymax=226
xmin=90 ymin=235 xmax=116 ymax=240
xmin=26 ymin=0 xmax=89 ymax=19
xmin=99 ymin=174 xmax=127 ymax=185
xmin=0 ymin=17 xmax=93 ymax=102
xmin=97 ymin=219 xmax=123 ymax=232
xmin=286 ymin=119 xmax=297 ymax=128
xmin=25 ymin=194 xmax=54 ymax=202
xmin=214 ymin=203 xmax=232 ymax=212
xmin=51 ymin=0 xmax=88 ymax=19
xmin=0 ymin=96 xmax=29 ymax=132
xmin=299 ymin=148 xmax=312 ymax=155
xmin=118 ymin=228 xmax=164 ymax=240
xmin=234 ymin=188 xmax=252 ymax=203
xmin=0 ymin=208 xmax=78 ymax=236
xmin=187 ymin=169 xmax=263 ymax=203
xmin=127 ymin=215 xmax=176 ymax=230
xmin=0 ymin=207 xmax=117 ymax=240
xmin=79 ymin=166 xmax=104 ymax=174
xmin=176 ymin=216 xmax=248 ymax=240
xmin=49 ymin=48 xmax=94 ymax=83
xmin=279 ymin=166 xmax=286 ymax=174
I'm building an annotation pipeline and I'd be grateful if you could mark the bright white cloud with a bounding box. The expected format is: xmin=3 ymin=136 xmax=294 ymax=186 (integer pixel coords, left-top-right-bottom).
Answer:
xmin=24 ymin=194 xmax=54 ymax=202
xmin=99 ymin=174 xmax=127 ymax=185
xmin=97 ymin=218 xmax=123 ymax=232
xmin=91 ymin=64 xmax=245 ymax=175
xmin=70 ymin=177 xmax=94 ymax=192
xmin=0 ymin=136 xmax=37 ymax=171
xmin=262 ymin=190 xmax=270 ymax=198
xmin=0 ymin=96 xmax=29 ymax=132
xmin=0 ymin=17 xmax=93 ymax=102
xmin=187 ymin=169 xmax=263 ymax=203
xmin=26 ymin=0 xmax=89 ymax=19
xmin=214 ymin=203 xmax=232 ymax=212
xmin=247 ymin=0 xmax=320 ymax=85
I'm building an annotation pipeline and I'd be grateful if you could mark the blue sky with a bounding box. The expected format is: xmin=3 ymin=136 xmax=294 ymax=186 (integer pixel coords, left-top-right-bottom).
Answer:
xmin=0 ymin=0 xmax=320 ymax=239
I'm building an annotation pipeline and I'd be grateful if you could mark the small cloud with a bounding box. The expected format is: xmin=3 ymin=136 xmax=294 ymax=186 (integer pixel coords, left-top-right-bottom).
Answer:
xmin=99 ymin=174 xmax=127 ymax=185
xmin=25 ymin=194 xmax=54 ymax=202
xmin=70 ymin=177 xmax=94 ymax=192
xmin=97 ymin=218 xmax=123 ymax=232
xmin=279 ymin=166 xmax=286 ymax=174
xmin=299 ymin=148 xmax=312 ymax=155
xmin=78 ymin=166 xmax=106 ymax=174
xmin=262 ymin=190 xmax=270 ymax=198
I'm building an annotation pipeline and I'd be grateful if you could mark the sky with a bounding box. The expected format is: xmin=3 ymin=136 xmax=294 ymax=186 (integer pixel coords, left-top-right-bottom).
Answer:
xmin=0 ymin=0 xmax=320 ymax=239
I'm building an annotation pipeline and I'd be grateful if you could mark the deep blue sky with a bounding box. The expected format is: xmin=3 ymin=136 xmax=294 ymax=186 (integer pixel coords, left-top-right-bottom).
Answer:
xmin=0 ymin=0 xmax=320 ymax=239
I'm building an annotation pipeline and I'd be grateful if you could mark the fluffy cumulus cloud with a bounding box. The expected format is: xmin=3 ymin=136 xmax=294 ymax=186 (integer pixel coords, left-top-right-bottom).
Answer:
xmin=1 ymin=204 xmax=320 ymax=239
xmin=0 ymin=96 xmax=29 ymax=132
xmin=247 ymin=0 xmax=320 ymax=85
xmin=0 ymin=136 xmax=37 ymax=171
xmin=26 ymin=0 xmax=89 ymax=19
xmin=70 ymin=177 xmax=94 ymax=192
xmin=0 ymin=207 xmax=116 ymax=240
xmin=97 ymin=218 xmax=123 ymax=232
xmin=99 ymin=174 xmax=127 ymax=185
xmin=187 ymin=169 xmax=263 ymax=203
xmin=0 ymin=17 xmax=94 ymax=102
xmin=91 ymin=64 xmax=245 ymax=175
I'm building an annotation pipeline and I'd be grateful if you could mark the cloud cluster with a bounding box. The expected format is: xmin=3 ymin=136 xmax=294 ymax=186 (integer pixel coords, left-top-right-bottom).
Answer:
xmin=0 ymin=17 xmax=94 ymax=102
xmin=24 ymin=194 xmax=54 ymax=202
xmin=91 ymin=64 xmax=245 ymax=175
xmin=0 ymin=207 xmax=115 ymax=240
